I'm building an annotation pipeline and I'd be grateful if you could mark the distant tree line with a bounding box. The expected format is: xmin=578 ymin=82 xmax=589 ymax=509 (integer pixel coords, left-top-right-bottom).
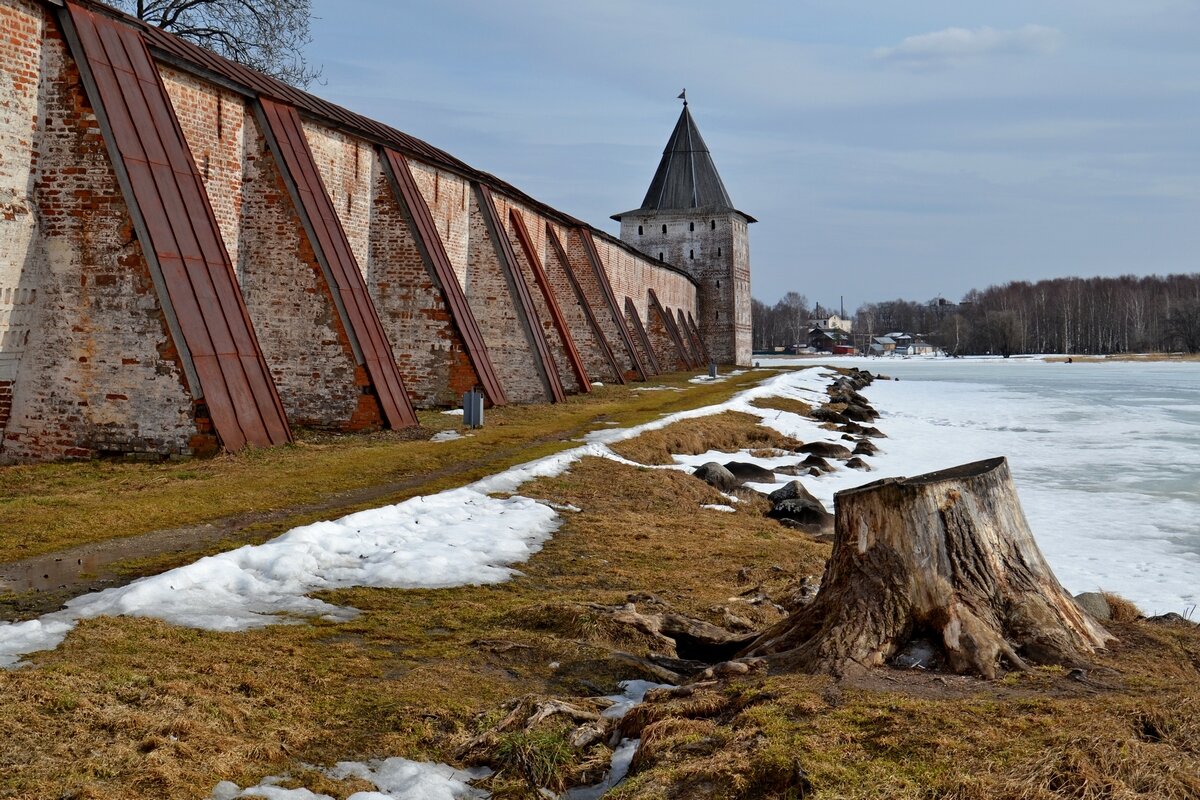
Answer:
xmin=754 ymin=274 xmax=1200 ymax=356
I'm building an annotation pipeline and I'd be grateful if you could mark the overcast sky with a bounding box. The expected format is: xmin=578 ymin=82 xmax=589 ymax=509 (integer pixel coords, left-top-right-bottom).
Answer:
xmin=307 ymin=0 xmax=1200 ymax=312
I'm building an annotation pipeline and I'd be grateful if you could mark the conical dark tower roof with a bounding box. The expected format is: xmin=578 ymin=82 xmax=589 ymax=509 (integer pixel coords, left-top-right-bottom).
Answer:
xmin=614 ymin=104 xmax=753 ymax=221
xmin=641 ymin=104 xmax=732 ymax=211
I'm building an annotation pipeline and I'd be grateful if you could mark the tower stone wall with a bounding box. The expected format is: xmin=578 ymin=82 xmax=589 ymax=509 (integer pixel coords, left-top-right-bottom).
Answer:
xmin=614 ymin=103 xmax=752 ymax=366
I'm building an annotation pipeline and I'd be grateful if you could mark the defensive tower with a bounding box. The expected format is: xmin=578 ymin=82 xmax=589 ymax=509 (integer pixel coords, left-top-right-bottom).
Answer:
xmin=613 ymin=98 xmax=754 ymax=366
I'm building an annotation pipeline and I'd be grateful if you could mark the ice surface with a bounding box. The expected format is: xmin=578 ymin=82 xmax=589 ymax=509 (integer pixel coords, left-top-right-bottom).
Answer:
xmin=431 ymin=430 xmax=464 ymax=442
xmin=756 ymin=356 xmax=1200 ymax=614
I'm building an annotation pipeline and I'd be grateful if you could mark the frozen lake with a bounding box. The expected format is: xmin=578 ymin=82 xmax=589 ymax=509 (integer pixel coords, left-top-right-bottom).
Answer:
xmin=765 ymin=356 xmax=1200 ymax=616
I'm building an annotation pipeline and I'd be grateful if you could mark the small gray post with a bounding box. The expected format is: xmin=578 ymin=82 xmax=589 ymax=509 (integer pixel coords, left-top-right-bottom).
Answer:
xmin=708 ymin=361 xmax=718 ymax=379
xmin=463 ymin=388 xmax=484 ymax=428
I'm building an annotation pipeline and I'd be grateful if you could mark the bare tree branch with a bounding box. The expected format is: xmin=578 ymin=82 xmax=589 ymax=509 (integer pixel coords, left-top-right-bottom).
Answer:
xmin=107 ymin=0 xmax=322 ymax=88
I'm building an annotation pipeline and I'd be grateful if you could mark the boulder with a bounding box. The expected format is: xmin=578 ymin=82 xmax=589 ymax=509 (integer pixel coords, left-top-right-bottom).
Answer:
xmin=811 ymin=407 xmax=849 ymax=425
xmin=1073 ymin=592 xmax=1111 ymax=621
xmin=768 ymin=498 xmax=833 ymax=534
xmin=845 ymin=457 xmax=871 ymax=471
xmin=693 ymin=462 xmax=740 ymax=493
xmin=799 ymin=442 xmax=853 ymax=459
xmin=843 ymin=403 xmax=879 ymax=423
xmin=768 ymin=480 xmax=822 ymax=506
xmin=857 ymin=425 xmax=886 ymax=439
xmin=800 ymin=454 xmax=835 ymax=473
xmin=723 ymin=461 xmax=777 ymax=484
xmin=853 ymin=440 xmax=878 ymax=456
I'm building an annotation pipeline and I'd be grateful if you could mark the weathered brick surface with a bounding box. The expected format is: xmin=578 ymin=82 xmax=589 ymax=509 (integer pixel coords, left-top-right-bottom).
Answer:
xmin=408 ymin=160 xmax=470 ymax=288
xmin=0 ymin=7 xmax=200 ymax=462
xmin=464 ymin=188 xmax=547 ymax=403
xmin=565 ymin=229 xmax=642 ymax=381
xmin=543 ymin=224 xmax=615 ymax=384
xmin=490 ymin=194 xmax=578 ymax=393
xmin=647 ymin=301 xmax=689 ymax=372
xmin=367 ymin=164 xmax=479 ymax=407
xmin=236 ymin=114 xmax=378 ymax=430
xmin=620 ymin=210 xmax=751 ymax=366
xmin=303 ymin=119 xmax=374 ymax=272
xmin=0 ymin=0 xmax=721 ymax=461
xmin=158 ymin=66 xmax=246 ymax=265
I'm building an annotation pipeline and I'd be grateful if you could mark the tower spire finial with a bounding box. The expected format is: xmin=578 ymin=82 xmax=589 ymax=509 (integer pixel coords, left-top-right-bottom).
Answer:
xmin=677 ymin=88 xmax=687 ymax=106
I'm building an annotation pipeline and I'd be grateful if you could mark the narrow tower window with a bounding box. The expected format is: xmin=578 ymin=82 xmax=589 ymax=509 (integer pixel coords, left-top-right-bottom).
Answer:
xmin=717 ymin=279 xmax=721 ymax=288
xmin=638 ymin=225 xmax=643 ymax=235
xmin=661 ymin=224 xmax=667 ymax=234
xmin=658 ymin=252 xmax=664 ymax=261
xmin=715 ymin=311 xmax=720 ymax=320
xmin=710 ymin=220 xmax=716 ymax=230
xmin=689 ymin=222 xmax=694 ymax=232
xmin=718 ymin=247 xmax=722 ymax=256
xmin=689 ymin=249 xmax=694 ymax=259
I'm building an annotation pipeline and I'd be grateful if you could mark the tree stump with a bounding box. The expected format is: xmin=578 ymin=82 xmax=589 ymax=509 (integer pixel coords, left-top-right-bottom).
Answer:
xmin=744 ymin=457 xmax=1113 ymax=678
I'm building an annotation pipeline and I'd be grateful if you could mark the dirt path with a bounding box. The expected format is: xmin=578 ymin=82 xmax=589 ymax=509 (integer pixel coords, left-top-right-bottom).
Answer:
xmin=0 ymin=425 xmax=595 ymax=620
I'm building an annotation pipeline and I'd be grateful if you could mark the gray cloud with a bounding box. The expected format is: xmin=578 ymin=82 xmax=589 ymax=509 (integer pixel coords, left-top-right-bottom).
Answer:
xmin=874 ymin=25 xmax=1062 ymax=67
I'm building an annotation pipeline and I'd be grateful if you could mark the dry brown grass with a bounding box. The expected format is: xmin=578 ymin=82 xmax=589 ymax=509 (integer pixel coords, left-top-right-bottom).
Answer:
xmin=0 ymin=370 xmax=773 ymax=565
xmin=1103 ymin=592 xmax=1144 ymax=623
xmin=750 ymin=397 xmax=814 ymax=418
xmin=0 ymin=451 xmax=828 ymax=798
xmin=608 ymin=411 xmax=803 ymax=466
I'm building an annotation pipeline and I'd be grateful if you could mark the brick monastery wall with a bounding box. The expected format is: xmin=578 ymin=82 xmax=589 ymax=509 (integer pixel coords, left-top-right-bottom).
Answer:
xmin=488 ymin=193 xmax=578 ymax=392
xmin=0 ymin=0 xmax=705 ymax=461
xmin=366 ymin=164 xmax=478 ymax=407
xmin=0 ymin=2 xmax=200 ymax=463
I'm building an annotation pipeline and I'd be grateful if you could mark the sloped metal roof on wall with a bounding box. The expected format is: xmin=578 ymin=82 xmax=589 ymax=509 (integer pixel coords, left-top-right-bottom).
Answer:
xmin=60 ymin=0 xmax=704 ymax=288
xmin=257 ymin=98 xmax=417 ymax=429
xmin=576 ymin=229 xmax=648 ymax=382
xmin=59 ymin=2 xmax=292 ymax=451
xmin=648 ymin=289 xmax=695 ymax=369
xmin=545 ymin=225 xmax=625 ymax=385
xmin=509 ymin=208 xmax=591 ymax=393
xmin=475 ymin=184 xmax=564 ymax=404
xmin=380 ymin=149 xmax=507 ymax=406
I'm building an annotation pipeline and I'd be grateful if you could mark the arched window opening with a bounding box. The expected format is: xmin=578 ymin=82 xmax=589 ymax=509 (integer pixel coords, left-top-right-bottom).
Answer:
xmin=638 ymin=225 xmax=643 ymax=235
xmin=658 ymin=252 xmax=664 ymax=261
xmin=716 ymin=279 xmax=721 ymax=288
xmin=710 ymin=220 xmax=716 ymax=230
xmin=689 ymin=249 xmax=694 ymax=259
xmin=689 ymin=222 xmax=694 ymax=232
xmin=661 ymin=224 xmax=667 ymax=234
xmin=718 ymin=247 xmax=722 ymax=256
xmin=715 ymin=310 xmax=720 ymax=320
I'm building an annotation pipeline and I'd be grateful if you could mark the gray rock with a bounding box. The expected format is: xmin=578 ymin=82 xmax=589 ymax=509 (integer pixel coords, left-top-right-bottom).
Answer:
xmin=723 ymin=461 xmax=777 ymax=484
xmin=768 ymin=499 xmax=833 ymax=531
xmin=799 ymin=441 xmax=853 ymax=459
xmin=800 ymin=454 xmax=835 ymax=473
xmin=843 ymin=403 xmax=879 ymax=423
xmin=693 ymin=462 xmax=740 ymax=493
xmin=768 ymin=480 xmax=822 ymax=506
xmin=1074 ymin=592 xmax=1111 ymax=621
xmin=845 ymin=456 xmax=871 ymax=471
xmin=853 ymin=440 xmax=879 ymax=456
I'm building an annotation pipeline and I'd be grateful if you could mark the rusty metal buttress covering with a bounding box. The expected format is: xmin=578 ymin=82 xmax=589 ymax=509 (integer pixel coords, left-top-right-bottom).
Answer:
xmin=380 ymin=149 xmax=507 ymax=406
xmin=576 ymin=229 xmax=647 ymax=381
xmin=545 ymin=225 xmax=624 ymax=385
xmin=623 ymin=297 xmax=661 ymax=375
xmin=256 ymin=97 xmax=417 ymax=428
xmin=509 ymin=209 xmax=591 ymax=393
xmin=678 ymin=309 xmax=705 ymax=365
xmin=647 ymin=289 xmax=694 ymax=369
xmin=59 ymin=3 xmax=291 ymax=452
xmin=475 ymin=184 xmax=564 ymax=404
xmin=686 ymin=312 xmax=712 ymax=364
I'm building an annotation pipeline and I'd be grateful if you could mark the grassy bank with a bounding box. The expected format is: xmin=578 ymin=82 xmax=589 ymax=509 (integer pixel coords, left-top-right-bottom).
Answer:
xmin=1 ymin=369 xmax=1197 ymax=799
xmin=0 ymin=370 xmax=771 ymax=566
